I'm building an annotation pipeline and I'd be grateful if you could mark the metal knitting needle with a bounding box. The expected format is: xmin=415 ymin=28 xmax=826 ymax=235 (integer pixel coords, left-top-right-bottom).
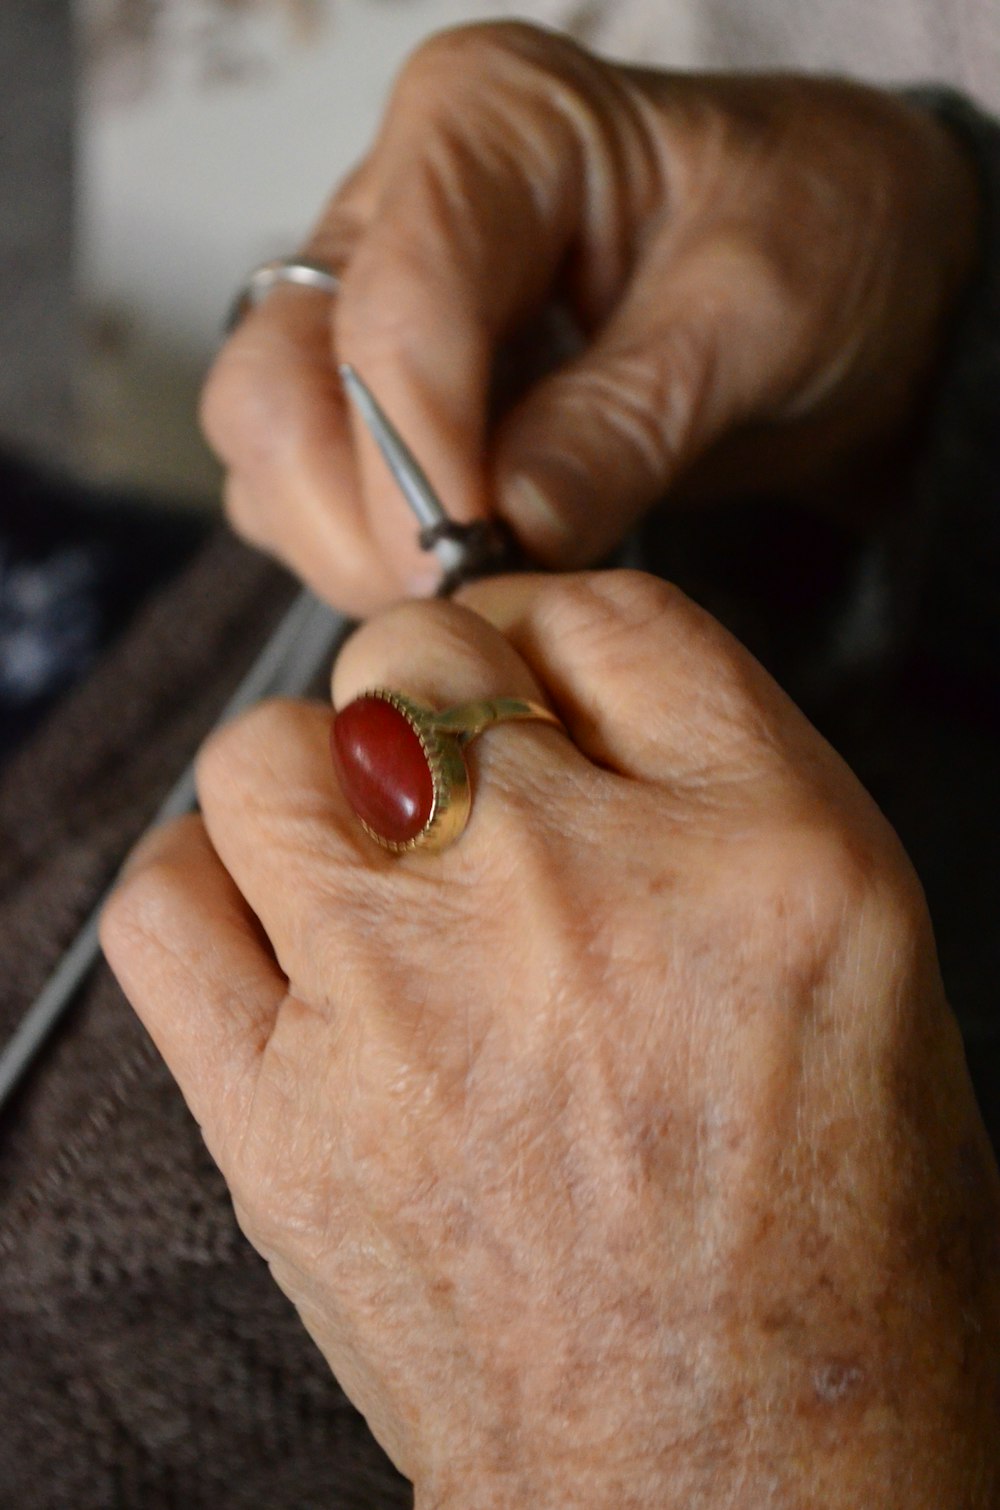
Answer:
xmin=340 ymin=364 xmax=451 ymax=540
xmin=0 ymin=591 xmax=346 ymax=1115
xmin=0 ymin=370 xmax=512 ymax=1116
xmin=339 ymin=363 xmax=522 ymax=589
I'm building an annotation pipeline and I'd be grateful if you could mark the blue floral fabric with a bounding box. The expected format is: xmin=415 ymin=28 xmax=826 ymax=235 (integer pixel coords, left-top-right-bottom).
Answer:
xmin=0 ymin=452 xmax=206 ymax=760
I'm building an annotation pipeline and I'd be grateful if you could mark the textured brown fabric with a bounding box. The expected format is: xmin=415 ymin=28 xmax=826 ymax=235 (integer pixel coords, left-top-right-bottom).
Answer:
xmin=0 ymin=530 xmax=408 ymax=1509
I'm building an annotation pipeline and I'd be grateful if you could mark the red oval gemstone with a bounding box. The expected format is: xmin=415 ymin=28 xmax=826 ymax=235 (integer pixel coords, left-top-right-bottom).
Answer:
xmin=331 ymin=695 xmax=435 ymax=845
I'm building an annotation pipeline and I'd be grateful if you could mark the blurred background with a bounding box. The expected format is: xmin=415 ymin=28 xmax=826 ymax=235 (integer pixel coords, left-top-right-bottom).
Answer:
xmin=0 ymin=0 xmax=74 ymax=470
xmin=77 ymin=0 xmax=480 ymax=500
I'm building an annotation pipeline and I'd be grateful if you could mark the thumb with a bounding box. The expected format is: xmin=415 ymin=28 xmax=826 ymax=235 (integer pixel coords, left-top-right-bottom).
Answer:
xmin=492 ymin=229 xmax=804 ymax=567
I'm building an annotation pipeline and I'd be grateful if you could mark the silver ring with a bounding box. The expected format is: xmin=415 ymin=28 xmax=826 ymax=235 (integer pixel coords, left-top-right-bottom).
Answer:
xmin=225 ymin=256 xmax=342 ymax=334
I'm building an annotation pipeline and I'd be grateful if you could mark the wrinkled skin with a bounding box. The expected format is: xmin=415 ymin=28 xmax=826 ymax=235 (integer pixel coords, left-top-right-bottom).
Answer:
xmin=200 ymin=22 xmax=979 ymax=612
xmin=103 ymin=571 xmax=1000 ymax=1508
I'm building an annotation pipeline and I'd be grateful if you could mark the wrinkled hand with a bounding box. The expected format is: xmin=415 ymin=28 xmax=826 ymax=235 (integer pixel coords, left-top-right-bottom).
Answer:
xmin=102 ymin=572 xmax=1000 ymax=1508
xmin=201 ymin=22 xmax=979 ymax=613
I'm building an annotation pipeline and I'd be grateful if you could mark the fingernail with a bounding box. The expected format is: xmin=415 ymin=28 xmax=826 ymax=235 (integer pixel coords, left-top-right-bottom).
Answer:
xmin=406 ymin=559 xmax=445 ymax=598
xmin=505 ymin=455 xmax=591 ymax=555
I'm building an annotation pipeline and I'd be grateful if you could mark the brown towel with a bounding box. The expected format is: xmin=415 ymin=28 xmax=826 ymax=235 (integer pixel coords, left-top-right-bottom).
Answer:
xmin=0 ymin=529 xmax=408 ymax=1509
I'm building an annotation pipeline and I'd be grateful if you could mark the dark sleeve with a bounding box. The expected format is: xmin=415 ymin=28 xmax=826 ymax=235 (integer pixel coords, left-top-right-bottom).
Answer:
xmin=903 ymin=89 xmax=1000 ymax=691
xmin=897 ymin=93 xmax=1000 ymax=1119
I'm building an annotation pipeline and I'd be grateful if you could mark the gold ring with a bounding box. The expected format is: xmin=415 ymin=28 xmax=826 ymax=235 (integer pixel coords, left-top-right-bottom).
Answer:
xmin=330 ymin=689 xmax=564 ymax=852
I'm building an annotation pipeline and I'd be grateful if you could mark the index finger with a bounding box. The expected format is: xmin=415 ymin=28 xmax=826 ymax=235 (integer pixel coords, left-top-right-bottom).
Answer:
xmin=100 ymin=814 xmax=288 ymax=1160
xmin=332 ymin=24 xmax=590 ymax=592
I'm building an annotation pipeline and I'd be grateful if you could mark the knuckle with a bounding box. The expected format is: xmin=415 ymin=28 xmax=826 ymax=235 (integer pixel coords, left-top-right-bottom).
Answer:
xmin=198 ymin=340 xmax=274 ymax=474
xmin=195 ymin=698 xmax=301 ymax=812
xmin=221 ymin=475 xmax=269 ymax=550
xmin=303 ymin=195 xmax=368 ymax=265
xmin=390 ymin=27 xmax=484 ymax=118
xmin=98 ymin=876 xmax=148 ymax=966
xmin=531 ymin=573 xmax=803 ymax=786
xmin=202 ymin=322 xmax=335 ymax=484
xmin=194 ymin=718 xmax=241 ymax=812
xmin=554 ymin=570 xmax=774 ymax=721
xmin=331 ymin=598 xmax=488 ymax=707
xmin=395 ymin=21 xmax=545 ymax=100
xmin=749 ymin=813 xmax=921 ymax=969
xmin=229 ymin=1191 xmax=267 ymax=1252
xmin=538 ymin=569 xmax=698 ymax=666
xmin=99 ymin=837 xmax=192 ymax=968
xmin=387 ymin=23 xmax=594 ymax=184
xmin=773 ymin=819 xmax=874 ymax=917
xmin=571 ymin=567 xmax=689 ymax=626
xmin=198 ymin=345 xmax=246 ymax=463
xmin=228 ymin=1182 xmax=302 ymax=1261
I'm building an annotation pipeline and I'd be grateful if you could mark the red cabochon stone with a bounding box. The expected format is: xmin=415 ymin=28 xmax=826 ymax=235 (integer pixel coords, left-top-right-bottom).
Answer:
xmin=331 ymin=696 xmax=435 ymax=845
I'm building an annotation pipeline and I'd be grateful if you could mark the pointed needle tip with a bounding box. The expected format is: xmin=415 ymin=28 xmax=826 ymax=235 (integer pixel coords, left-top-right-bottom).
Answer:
xmin=339 ymin=362 xmax=375 ymax=418
xmin=336 ymin=362 xmax=448 ymax=533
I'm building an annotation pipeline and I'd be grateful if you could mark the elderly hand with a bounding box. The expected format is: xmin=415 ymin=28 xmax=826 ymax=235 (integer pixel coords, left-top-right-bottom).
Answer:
xmin=102 ymin=571 xmax=1000 ymax=1508
xmin=201 ymin=22 xmax=979 ymax=614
